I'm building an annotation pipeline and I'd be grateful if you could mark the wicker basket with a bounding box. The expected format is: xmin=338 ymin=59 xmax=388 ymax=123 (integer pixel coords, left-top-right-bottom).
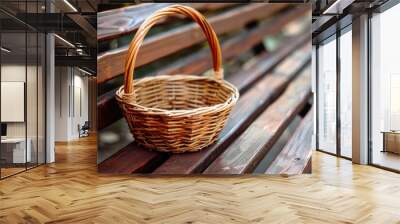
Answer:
xmin=116 ymin=5 xmax=239 ymax=153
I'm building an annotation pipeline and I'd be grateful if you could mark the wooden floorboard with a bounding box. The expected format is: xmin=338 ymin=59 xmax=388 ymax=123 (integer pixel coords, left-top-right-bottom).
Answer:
xmin=1 ymin=135 xmax=400 ymax=223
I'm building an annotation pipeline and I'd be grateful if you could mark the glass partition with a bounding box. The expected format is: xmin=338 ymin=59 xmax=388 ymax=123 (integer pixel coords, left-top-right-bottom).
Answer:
xmin=317 ymin=36 xmax=337 ymax=154
xmin=0 ymin=1 xmax=46 ymax=179
xmin=1 ymin=31 xmax=28 ymax=177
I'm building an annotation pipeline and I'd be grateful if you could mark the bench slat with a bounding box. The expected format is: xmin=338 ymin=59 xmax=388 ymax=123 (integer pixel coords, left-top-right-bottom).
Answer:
xmin=97 ymin=90 xmax=123 ymax=131
xmin=98 ymin=4 xmax=289 ymax=83
xmin=153 ymin=49 xmax=311 ymax=174
xmin=230 ymin=33 xmax=310 ymax=93
xmin=265 ymin=109 xmax=313 ymax=175
xmin=97 ymin=143 xmax=168 ymax=174
xmin=98 ymin=3 xmax=235 ymax=41
xmin=154 ymin=6 xmax=310 ymax=79
xmin=97 ymin=31 xmax=310 ymax=130
xmin=190 ymin=3 xmax=238 ymax=10
xmin=203 ymin=66 xmax=312 ymax=174
xmin=98 ymin=3 xmax=173 ymax=41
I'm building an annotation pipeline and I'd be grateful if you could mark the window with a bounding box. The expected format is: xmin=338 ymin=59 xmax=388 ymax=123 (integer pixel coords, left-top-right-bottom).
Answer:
xmin=339 ymin=28 xmax=352 ymax=158
xmin=370 ymin=3 xmax=400 ymax=171
xmin=317 ymin=36 xmax=337 ymax=154
xmin=316 ymin=26 xmax=353 ymax=159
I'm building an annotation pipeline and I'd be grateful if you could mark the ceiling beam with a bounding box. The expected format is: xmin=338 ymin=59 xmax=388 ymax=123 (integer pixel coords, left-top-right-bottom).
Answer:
xmin=55 ymin=55 xmax=96 ymax=71
xmin=323 ymin=0 xmax=356 ymax=15
xmin=312 ymin=15 xmax=335 ymax=33
xmin=67 ymin=14 xmax=97 ymax=46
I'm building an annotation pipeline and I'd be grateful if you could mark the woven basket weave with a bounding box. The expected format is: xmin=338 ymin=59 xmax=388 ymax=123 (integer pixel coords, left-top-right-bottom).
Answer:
xmin=116 ymin=5 xmax=239 ymax=153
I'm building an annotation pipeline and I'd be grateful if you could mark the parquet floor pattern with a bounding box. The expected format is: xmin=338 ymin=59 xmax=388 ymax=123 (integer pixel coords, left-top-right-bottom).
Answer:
xmin=1 ymin=135 xmax=400 ymax=223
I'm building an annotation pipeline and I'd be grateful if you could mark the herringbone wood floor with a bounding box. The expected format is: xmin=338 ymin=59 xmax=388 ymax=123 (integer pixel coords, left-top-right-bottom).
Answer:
xmin=1 ymin=135 xmax=400 ymax=224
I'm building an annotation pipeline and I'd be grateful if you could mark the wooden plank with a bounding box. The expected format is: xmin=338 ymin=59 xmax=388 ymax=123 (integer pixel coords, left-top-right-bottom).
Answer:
xmin=98 ymin=3 xmax=236 ymax=41
xmin=303 ymin=157 xmax=312 ymax=174
xmin=153 ymin=50 xmax=311 ymax=174
xmin=97 ymin=4 xmax=290 ymax=83
xmin=97 ymin=30 xmax=310 ymax=130
xmin=99 ymin=44 xmax=310 ymax=174
xmin=229 ymin=32 xmax=310 ymax=93
xmin=203 ymin=67 xmax=312 ymax=174
xmin=265 ymin=109 xmax=313 ymax=175
xmin=97 ymin=89 xmax=122 ymax=131
xmin=98 ymin=3 xmax=173 ymax=41
xmin=154 ymin=7 xmax=310 ymax=79
xmin=190 ymin=3 xmax=238 ymax=11
xmin=97 ymin=143 xmax=168 ymax=174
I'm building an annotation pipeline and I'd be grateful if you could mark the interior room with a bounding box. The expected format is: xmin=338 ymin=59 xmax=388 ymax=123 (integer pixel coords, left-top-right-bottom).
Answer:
xmin=313 ymin=0 xmax=400 ymax=172
xmin=0 ymin=1 xmax=400 ymax=223
xmin=0 ymin=0 xmax=96 ymax=179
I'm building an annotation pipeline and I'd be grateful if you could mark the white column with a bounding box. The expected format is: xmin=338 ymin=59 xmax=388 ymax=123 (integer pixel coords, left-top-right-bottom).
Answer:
xmin=45 ymin=0 xmax=56 ymax=163
xmin=46 ymin=32 xmax=55 ymax=163
xmin=352 ymin=14 xmax=369 ymax=164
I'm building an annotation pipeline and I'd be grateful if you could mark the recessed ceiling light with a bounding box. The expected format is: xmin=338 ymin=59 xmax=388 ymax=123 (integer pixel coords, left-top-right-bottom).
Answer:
xmin=78 ymin=67 xmax=93 ymax=76
xmin=1 ymin=47 xmax=11 ymax=53
xmin=54 ymin=34 xmax=75 ymax=48
xmin=63 ymin=0 xmax=78 ymax=12
xmin=323 ymin=0 xmax=355 ymax=15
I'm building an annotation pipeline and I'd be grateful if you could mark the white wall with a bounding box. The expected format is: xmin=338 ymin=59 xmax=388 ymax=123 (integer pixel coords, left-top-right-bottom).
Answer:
xmin=1 ymin=65 xmax=26 ymax=138
xmin=55 ymin=66 xmax=69 ymax=141
xmin=54 ymin=67 xmax=89 ymax=141
xmin=1 ymin=65 xmax=38 ymax=138
xmin=72 ymin=73 xmax=89 ymax=138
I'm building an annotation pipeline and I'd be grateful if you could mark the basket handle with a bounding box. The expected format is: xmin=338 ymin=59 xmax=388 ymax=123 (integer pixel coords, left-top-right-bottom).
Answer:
xmin=123 ymin=4 xmax=223 ymax=94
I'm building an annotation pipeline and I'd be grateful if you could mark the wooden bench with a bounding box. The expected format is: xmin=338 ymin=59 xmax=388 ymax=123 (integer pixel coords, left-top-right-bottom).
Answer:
xmin=265 ymin=110 xmax=313 ymax=175
xmin=97 ymin=3 xmax=313 ymax=175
